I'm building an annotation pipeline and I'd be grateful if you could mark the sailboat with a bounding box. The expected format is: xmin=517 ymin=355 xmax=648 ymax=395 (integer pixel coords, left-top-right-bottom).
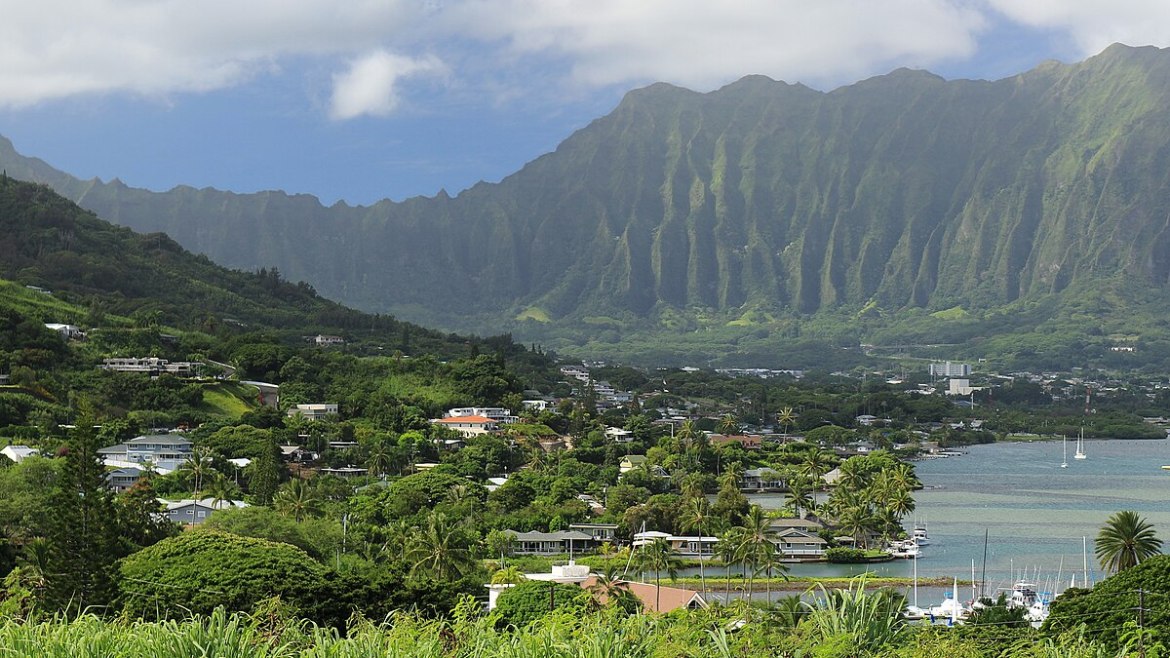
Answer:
xmin=1060 ymin=436 xmax=1068 ymax=468
xmin=1074 ymin=428 xmax=1087 ymax=460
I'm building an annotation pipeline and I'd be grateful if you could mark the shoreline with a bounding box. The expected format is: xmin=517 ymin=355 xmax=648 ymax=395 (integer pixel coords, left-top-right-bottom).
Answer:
xmin=660 ymin=575 xmax=969 ymax=592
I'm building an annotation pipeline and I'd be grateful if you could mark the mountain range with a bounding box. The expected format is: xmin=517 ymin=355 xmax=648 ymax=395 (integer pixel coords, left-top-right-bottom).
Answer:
xmin=5 ymin=43 xmax=1170 ymax=367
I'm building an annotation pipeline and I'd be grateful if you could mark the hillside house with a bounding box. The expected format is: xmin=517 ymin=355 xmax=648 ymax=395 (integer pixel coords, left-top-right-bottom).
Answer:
xmin=162 ymin=498 xmax=248 ymax=525
xmin=741 ymin=468 xmax=785 ymax=491
xmin=99 ymin=434 xmax=192 ymax=466
xmin=0 ymin=445 xmax=38 ymax=464
xmin=709 ymin=434 xmax=763 ymax=450
xmin=431 ymin=415 xmax=498 ymax=437
xmin=287 ymin=403 xmax=338 ymax=420
xmin=45 ymin=323 xmax=84 ymax=340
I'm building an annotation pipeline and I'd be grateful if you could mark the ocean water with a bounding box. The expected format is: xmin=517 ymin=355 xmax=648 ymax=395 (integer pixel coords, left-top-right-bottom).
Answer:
xmin=748 ymin=438 xmax=1170 ymax=592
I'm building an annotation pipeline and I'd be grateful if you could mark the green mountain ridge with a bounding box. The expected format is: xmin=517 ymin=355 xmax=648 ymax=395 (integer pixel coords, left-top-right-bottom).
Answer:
xmin=0 ymin=176 xmax=500 ymax=360
xmin=5 ymin=44 xmax=1170 ymax=365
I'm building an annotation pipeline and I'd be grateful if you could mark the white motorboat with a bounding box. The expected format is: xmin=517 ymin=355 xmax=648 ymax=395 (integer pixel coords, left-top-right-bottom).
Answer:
xmin=1005 ymin=580 xmax=1050 ymax=627
xmin=886 ymin=539 xmax=921 ymax=559
xmin=911 ymin=525 xmax=930 ymax=545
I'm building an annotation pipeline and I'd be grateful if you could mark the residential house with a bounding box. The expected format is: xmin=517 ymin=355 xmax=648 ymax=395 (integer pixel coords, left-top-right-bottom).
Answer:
xmin=287 ymin=403 xmax=339 ymax=420
xmin=99 ymin=434 xmax=192 ymax=468
xmin=510 ymin=530 xmax=595 ymax=555
xmin=618 ymin=454 xmax=647 ymax=473
xmin=771 ymin=528 xmax=827 ymax=558
xmin=101 ymin=357 xmax=197 ymax=377
xmin=107 ymin=467 xmax=146 ymax=493
xmin=45 ymin=323 xmax=84 ymax=340
xmin=741 ymin=468 xmax=785 ymax=491
xmin=0 ymin=445 xmax=38 ymax=464
xmin=312 ymin=334 xmax=345 ymax=347
xmin=605 ymin=427 xmax=635 ymax=443
xmin=569 ymin=523 xmax=619 ymax=543
xmin=431 ymin=415 xmax=498 ymax=438
xmin=320 ymin=466 xmax=369 ymax=478
xmin=278 ymin=445 xmax=316 ymax=463
xmin=446 ymin=407 xmax=517 ymax=424
xmin=708 ymin=434 xmax=763 ymax=450
xmin=581 ymin=577 xmax=708 ymax=613
xmin=162 ymin=498 xmax=248 ymax=525
xmin=664 ymin=535 xmax=719 ymax=557
xmin=521 ymin=399 xmax=548 ymax=412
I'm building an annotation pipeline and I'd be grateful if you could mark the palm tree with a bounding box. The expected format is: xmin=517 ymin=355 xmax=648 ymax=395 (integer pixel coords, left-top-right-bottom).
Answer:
xmin=777 ymin=407 xmax=798 ymax=437
xmin=798 ymin=449 xmax=832 ymax=481
xmin=587 ymin=565 xmax=639 ymax=612
xmin=735 ymin=505 xmax=784 ymax=600
xmin=365 ymin=438 xmax=392 ymax=478
xmin=836 ymin=501 xmax=878 ymax=550
xmin=405 ymin=511 xmax=477 ymax=581
xmin=679 ymin=496 xmax=712 ymax=596
xmin=784 ymin=476 xmax=817 ymax=519
xmin=1096 ymin=510 xmax=1162 ymax=573
xmin=490 ymin=565 xmax=527 ymax=585
xmin=773 ymin=593 xmax=811 ymax=629
xmin=273 ymin=478 xmax=322 ymax=522
xmin=180 ymin=446 xmax=216 ymax=501
xmin=204 ymin=474 xmax=239 ymax=511
xmin=714 ymin=531 xmax=741 ymax=602
xmin=636 ymin=537 xmax=682 ymax=611
xmin=718 ymin=414 xmax=740 ymax=436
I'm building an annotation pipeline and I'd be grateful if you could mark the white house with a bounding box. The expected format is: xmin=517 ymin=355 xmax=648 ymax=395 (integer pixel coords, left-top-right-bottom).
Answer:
xmin=45 ymin=323 xmax=84 ymax=340
xmin=0 ymin=445 xmax=38 ymax=464
xmin=446 ymin=407 xmax=517 ymax=424
xmin=99 ymin=434 xmax=192 ymax=466
xmin=432 ymin=415 xmax=498 ymax=437
xmin=287 ymin=403 xmax=339 ymax=420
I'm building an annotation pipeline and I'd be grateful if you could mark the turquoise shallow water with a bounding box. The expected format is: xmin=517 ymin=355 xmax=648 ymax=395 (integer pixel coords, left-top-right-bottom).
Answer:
xmin=747 ymin=438 xmax=1170 ymax=589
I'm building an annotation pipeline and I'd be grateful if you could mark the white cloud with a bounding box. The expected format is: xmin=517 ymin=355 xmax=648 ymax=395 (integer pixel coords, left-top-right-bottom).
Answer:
xmin=2 ymin=0 xmax=1170 ymax=110
xmin=329 ymin=51 xmax=445 ymax=120
xmin=986 ymin=0 xmax=1170 ymax=57
xmin=440 ymin=0 xmax=989 ymax=90
xmin=0 ymin=0 xmax=423 ymax=107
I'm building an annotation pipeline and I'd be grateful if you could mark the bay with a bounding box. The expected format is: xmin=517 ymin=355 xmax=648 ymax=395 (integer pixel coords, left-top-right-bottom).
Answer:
xmin=748 ymin=438 xmax=1170 ymax=593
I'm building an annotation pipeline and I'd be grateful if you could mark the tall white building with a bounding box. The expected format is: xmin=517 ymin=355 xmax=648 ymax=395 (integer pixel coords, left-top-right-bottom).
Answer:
xmin=929 ymin=361 xmax=971 ymax=377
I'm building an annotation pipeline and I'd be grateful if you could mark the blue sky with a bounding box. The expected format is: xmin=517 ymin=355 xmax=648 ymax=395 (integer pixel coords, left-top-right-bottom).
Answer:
xmin=1 ymin=1 xmax=1168 ymax=206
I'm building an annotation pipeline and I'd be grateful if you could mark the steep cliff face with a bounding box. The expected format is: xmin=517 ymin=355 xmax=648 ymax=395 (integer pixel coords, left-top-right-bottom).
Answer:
xmin=5 ymin=44 xmax=1170 ymax=335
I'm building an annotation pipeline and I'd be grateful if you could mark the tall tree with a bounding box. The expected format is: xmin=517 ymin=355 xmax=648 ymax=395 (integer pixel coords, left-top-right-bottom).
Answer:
xmin=1096 ymin=510 xmax=1162 ymax=573
xmin=679 ymin=496 xmax=712 ymax=597
xmin=636 ymin=537 xmax=681 ymax=612
xmin=44 ymin=421 xmax=122 ymax=612
xmin=405 ymin=511 xmax=477 ymax=582
xmin=247 ymin=441 xmax=281 ymax=505
xmin=273 ymin=478 xmax=322 ymax=522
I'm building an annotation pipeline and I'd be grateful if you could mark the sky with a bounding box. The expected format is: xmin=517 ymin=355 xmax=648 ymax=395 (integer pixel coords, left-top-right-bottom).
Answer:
xmin=2 ymin=1 xmax=1170 ymax=206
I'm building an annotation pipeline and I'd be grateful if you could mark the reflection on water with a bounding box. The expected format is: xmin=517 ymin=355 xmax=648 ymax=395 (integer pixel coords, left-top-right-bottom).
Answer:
xmin=746 ymin=438 xmax=1170 ymax=588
